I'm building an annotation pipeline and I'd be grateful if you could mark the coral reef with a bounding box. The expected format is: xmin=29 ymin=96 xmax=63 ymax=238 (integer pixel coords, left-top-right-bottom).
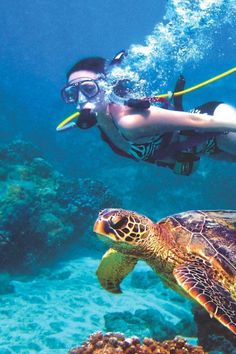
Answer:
xmin=0 ymin=140 xmax=120 ymax=272
xmin=69 ymin=332 xmax=205 ymax=353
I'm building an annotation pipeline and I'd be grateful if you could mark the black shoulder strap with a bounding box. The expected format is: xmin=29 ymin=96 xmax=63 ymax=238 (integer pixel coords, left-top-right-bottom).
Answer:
xmin=98 ymin=127 xmax=135 ymax=160
xmin=173 ymin=75 xmax=185 ymax=111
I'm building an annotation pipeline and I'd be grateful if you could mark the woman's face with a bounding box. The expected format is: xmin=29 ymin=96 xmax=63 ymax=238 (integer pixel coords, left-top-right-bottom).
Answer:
xmin=67 ymin=70 xmax=107 ymax=112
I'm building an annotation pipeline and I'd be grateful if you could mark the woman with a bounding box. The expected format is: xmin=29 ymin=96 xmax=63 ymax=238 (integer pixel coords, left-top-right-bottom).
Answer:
xmin=60 ymin=54 xmax=236 ymax=175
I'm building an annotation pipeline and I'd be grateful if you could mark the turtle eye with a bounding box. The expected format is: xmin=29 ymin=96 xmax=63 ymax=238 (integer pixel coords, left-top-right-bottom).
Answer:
xmin=110 ymin=216 xmax=128 ymax=229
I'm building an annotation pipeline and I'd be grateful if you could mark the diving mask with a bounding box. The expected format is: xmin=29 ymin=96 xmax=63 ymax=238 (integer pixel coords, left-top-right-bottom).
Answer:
xmin=61 ymin=77 xmax=104 ymax=104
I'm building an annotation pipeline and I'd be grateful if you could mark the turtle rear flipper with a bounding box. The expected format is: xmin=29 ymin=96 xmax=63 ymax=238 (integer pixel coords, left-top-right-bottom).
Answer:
xmin=96 ymin=248 xmax=138 ymax=294
xmin=173 ymin=259 xmax=236 ymax=335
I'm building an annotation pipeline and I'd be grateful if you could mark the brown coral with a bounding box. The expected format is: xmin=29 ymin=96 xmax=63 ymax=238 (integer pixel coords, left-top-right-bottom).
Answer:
xmin=69 ymin=332 xmax=206 ymax=354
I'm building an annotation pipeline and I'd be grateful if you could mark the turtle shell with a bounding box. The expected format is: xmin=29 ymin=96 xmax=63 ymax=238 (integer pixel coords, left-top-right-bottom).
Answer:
xmin=161 ymin=210 xmax=236 ymax=277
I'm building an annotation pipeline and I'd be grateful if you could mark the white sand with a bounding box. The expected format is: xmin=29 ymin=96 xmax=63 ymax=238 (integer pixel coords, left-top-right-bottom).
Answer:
xmin=0 ymin=254 xmax=195 ymax=353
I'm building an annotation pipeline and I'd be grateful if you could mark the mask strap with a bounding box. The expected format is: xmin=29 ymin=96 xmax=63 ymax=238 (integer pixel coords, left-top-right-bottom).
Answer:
xmin=109 ymin=50 xmax=127 ymax=65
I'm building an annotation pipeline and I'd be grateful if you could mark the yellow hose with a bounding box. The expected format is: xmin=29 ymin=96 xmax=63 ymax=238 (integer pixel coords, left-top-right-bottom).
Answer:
xmin=156 ymin=67 xmax=236 ymax=98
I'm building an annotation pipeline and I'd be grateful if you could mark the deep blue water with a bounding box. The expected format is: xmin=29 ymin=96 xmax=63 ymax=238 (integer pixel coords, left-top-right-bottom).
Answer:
xmin=1 ymin=0 xmax=236 ymax=352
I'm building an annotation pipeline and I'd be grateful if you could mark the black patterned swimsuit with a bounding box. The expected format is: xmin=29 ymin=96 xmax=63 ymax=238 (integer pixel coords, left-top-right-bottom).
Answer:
xmin=128 ymin=133 xmax=172 ymax=161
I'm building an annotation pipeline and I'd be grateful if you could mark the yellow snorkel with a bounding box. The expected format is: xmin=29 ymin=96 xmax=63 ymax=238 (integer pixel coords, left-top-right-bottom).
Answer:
xmin=56 ymin=111 xmax=80 ymax=132
xmin=57 ymin=67 xmax=235 ymax=132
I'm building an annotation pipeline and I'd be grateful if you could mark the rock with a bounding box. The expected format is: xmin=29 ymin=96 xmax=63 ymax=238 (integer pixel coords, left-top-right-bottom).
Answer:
xmin=0 ymin=140 xmax=41 ymax=163
xmin=0 ymin=140 xmax=120 ymax=272
xmin=130 ymin=270 xmax=160 ymax=289
xmin=30 ymin=157 xmax=53 ymax=178
xmin=104 ymin=306 xmax=196 ymax=342
xmin=0 ymin=273 xmax=15 ymax=294
xmin=193 ymin=305 xmax=236 ymax=354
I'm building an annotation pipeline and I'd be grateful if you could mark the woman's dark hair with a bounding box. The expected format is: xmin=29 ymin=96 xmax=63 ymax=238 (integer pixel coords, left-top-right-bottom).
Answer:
xmin=67 ymin=57 xmax=106 ymax=79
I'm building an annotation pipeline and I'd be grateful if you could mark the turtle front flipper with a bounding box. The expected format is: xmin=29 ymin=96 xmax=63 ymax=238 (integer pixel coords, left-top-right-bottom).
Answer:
xmin=96 ymin=248 xmax=138 ymax=294
xmin=173 ymin=260 xmax=236 ymax=335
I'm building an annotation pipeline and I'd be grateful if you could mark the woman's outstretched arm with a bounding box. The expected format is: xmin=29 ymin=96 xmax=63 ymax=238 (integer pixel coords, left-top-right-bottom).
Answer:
xmin=113 ymin=103 xmax=236 ymax=140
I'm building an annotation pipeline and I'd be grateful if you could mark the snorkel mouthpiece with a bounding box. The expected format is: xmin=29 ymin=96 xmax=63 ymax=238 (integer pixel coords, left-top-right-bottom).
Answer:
xmin=76 ymin=108 xmax=97 ymax=129
xmin=56 ymin=109 xmax=97 ymax=132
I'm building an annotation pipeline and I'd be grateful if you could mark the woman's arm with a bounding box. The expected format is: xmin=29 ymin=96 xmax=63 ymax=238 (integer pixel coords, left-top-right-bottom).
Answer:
xmin=113 ymin=103 xmax=236 ymax=140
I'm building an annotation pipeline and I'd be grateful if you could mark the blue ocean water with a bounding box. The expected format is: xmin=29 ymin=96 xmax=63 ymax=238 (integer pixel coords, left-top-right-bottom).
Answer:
xmin=0 ymin=0 xmax=236 ymax=353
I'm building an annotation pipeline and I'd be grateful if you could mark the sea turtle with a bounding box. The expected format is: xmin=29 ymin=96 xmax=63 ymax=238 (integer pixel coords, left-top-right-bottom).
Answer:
xmin=93 ymin=208 xmax=236 ymax=335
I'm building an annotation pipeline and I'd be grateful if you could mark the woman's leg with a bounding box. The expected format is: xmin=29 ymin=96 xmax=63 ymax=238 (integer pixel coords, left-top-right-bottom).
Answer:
xmin=211 ymin=103 xmax=236 ymax=160
xmin=213 ymin=103 xmax=236 ymax=156
xmin=213 ymin=103 xmax=236 ymax=130
xmin=215 ymin=132 xmax=236 ymax=157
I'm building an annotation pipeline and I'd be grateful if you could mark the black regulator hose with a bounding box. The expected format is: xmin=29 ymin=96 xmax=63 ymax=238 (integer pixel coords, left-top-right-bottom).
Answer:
xmin=124 ymin=98 xmax=150 ymax=110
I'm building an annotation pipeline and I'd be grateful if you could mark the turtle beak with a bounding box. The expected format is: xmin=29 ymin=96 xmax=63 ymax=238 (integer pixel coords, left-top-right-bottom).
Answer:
xmin=93 ymin=219 xmax=112 ymax=235
xmin=93 ymin=219 xmax=105 ymax=234
xmin=93 ymin=219 xmax=117 ymax=241
xmin=93 ymin=209 xmax=114 ymax=235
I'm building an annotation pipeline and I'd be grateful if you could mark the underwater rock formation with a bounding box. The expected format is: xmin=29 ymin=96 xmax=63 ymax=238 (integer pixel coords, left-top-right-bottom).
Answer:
xmin=0 ymin=140 xmax=120 ymax=272
xmin=101 ymin=267 xmax=196 ymax=340
xmin=193 ymin=305 xmax=236 ymax=354
xmin=104 ymin=308 xmax=196 ymax=341
xmin=69 ymin=332 xmax=205 ymax=353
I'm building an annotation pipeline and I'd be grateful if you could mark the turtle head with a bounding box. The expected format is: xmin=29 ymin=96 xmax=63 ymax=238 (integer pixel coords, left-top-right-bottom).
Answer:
xmin=93 ymin=208 xmax=154 ymax=252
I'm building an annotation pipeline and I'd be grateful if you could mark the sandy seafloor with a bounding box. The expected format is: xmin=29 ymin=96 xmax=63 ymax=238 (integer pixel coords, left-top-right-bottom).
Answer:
xmin=0 ymin=252 xmax=196 ymax=353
